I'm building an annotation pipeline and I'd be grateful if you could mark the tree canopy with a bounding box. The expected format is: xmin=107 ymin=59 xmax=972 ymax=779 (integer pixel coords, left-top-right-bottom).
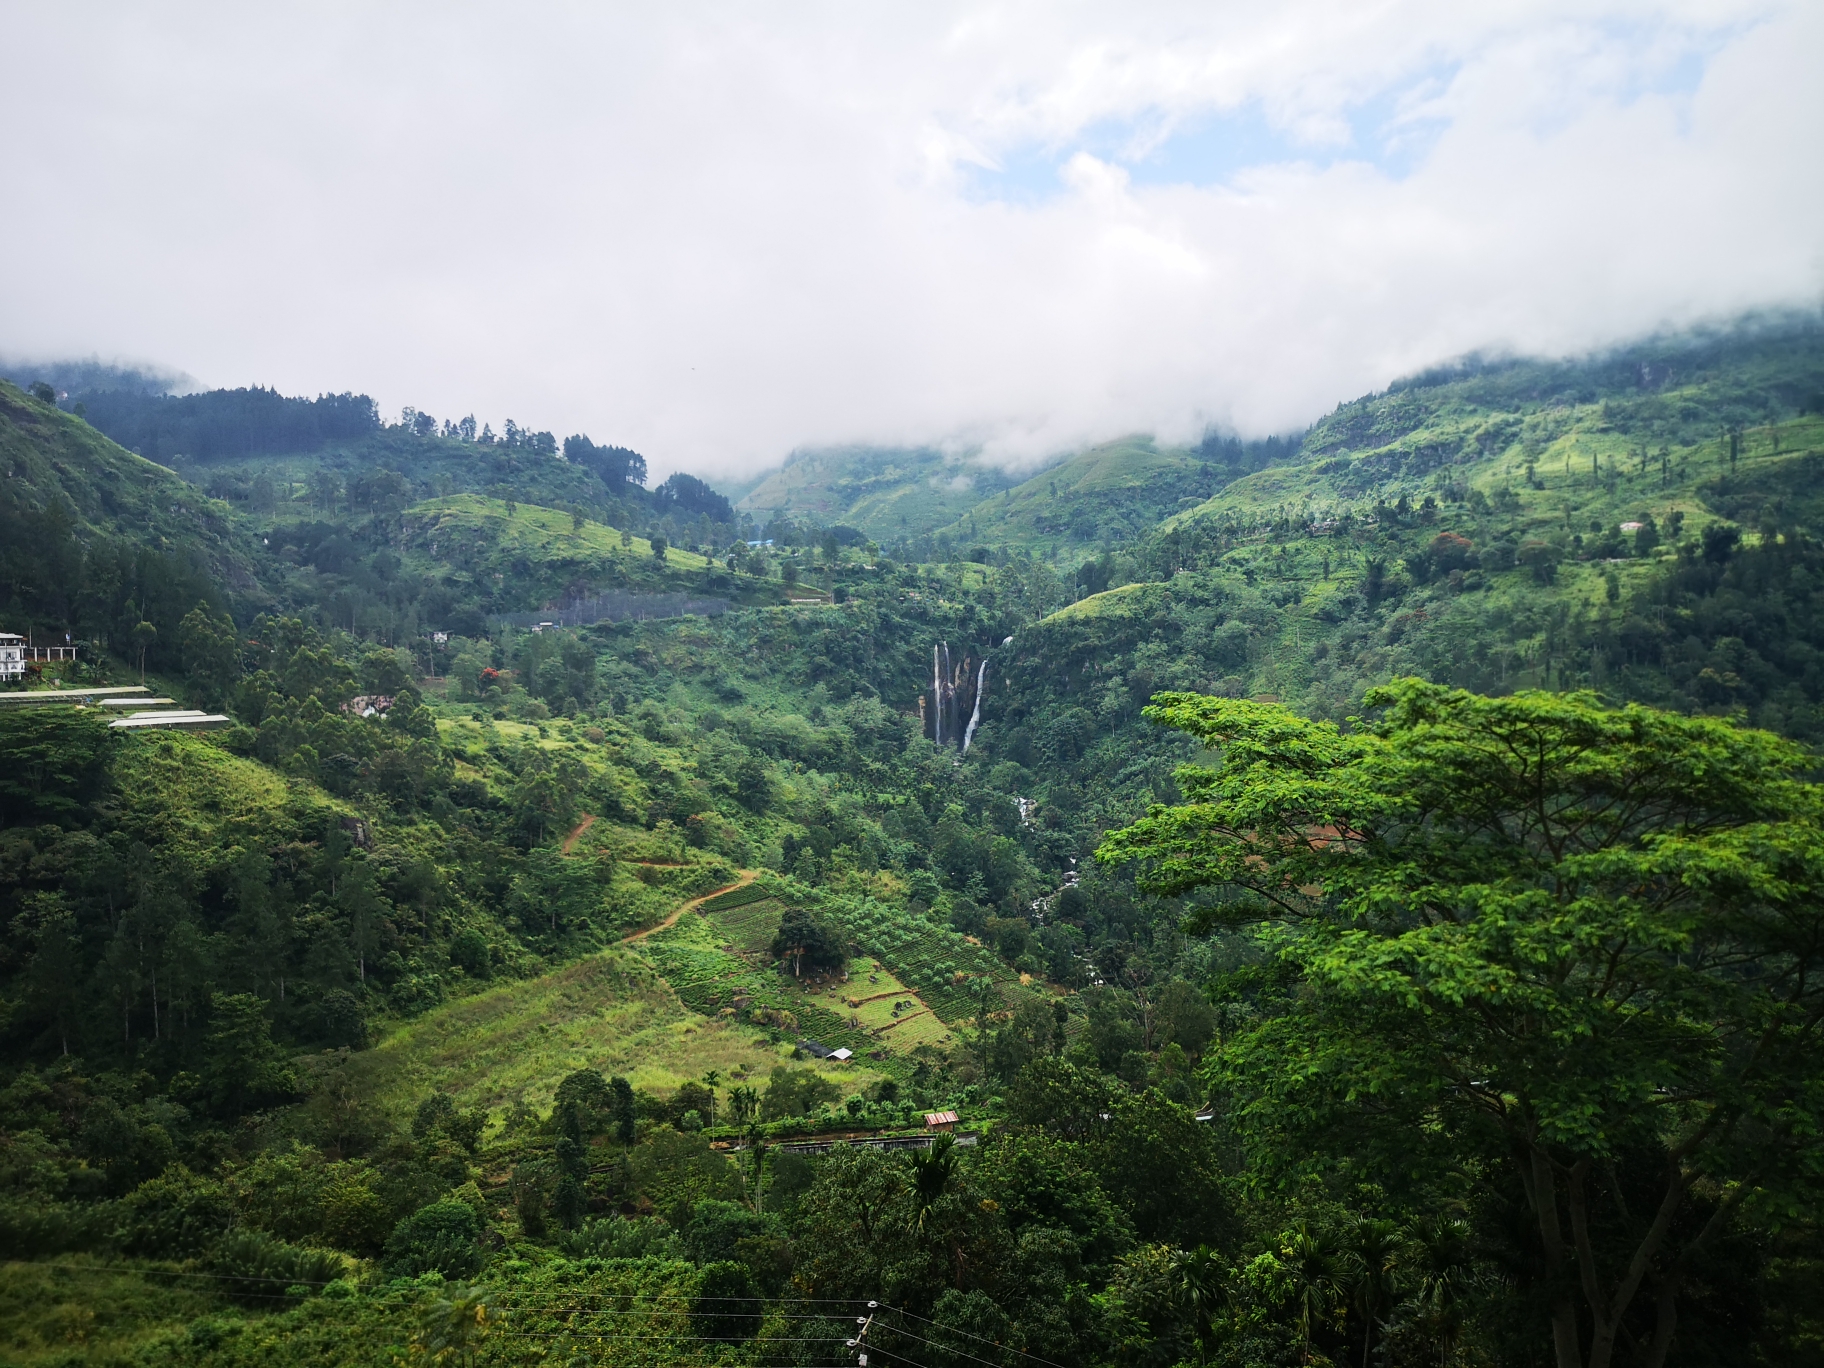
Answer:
xmin=1099 ymin=679 xmax=1824 ymax=1368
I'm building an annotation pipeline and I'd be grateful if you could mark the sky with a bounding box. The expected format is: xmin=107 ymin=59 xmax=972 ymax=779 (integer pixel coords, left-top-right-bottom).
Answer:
xmin=2 ymin=2 xmax=1821 ymax=482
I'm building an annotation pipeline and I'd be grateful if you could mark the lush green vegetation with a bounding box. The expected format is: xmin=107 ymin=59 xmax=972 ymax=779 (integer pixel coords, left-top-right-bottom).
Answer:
xmin=2 ymin=321 xmax=1823 ymax=1367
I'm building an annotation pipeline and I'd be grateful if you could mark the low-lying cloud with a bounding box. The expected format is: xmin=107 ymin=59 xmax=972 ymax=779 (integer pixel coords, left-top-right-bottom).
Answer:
xmin=3 ymin=2 xmax=1820 ymax=480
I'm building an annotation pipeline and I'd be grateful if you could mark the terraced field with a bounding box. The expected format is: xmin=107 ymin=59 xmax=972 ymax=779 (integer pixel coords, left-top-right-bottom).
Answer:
xmin=350 ymin=950 xmax=843 ymax=1123
xmin=634 ymin=883 xmax=995 ymax=1070
xmin=826 ymin=959 xmax=956 ymax=1050
xmin=637 ymin=902 xmax=893 ymax=1070
xmin=696 ymin=883 xmax=787 ymax=953
xmin=825 ymin=902 xmax=1022 ymax=1022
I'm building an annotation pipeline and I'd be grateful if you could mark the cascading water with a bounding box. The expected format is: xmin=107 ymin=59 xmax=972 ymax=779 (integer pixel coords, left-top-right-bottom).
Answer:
xmin=932 ymin=645 xmax=943 ymax=746
xmin=926 ymin=641 xmax=992 ymax=752
xmin=962 ymin=658 xmax=988 ymax=752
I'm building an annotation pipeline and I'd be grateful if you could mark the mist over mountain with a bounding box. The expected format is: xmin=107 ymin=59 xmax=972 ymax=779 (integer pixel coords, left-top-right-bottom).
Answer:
xmin=4 ymin=4 xmax=1824 ymax=1364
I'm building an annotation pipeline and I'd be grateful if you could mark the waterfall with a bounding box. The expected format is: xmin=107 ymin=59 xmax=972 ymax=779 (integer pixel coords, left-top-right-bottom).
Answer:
xmin=940 ymin=642 xmax=954 ymax=743
xmin=932 ymin=644 xmax=943 ymax=745
xmin=962 ymin=658 xmax=988 ymax=753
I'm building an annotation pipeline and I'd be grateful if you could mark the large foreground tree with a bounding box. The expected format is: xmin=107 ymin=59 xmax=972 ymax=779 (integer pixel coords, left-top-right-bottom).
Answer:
xmin=1099 ymin=680 xmax=1824 ymax=1368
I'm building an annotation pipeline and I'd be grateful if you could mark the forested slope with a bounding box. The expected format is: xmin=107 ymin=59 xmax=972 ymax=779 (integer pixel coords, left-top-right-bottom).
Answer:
xmin=2 ymin=320 xmax=1822 ymax=1367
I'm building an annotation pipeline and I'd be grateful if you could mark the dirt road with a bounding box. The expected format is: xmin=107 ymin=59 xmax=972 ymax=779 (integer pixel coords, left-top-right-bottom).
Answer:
xmin=618 ymin=869 xmax=759 ymax=944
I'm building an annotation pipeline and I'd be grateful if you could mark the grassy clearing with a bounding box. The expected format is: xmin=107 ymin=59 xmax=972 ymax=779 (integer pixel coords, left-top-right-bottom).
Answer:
xmin=406 ymin=493 xmax=713 ymax=570
xmin=0 ymin=1258 xmax=222 ymax=1366
xmin=356 ymin=945 xmax=870 ymax=1124
xmin=827 ymin=902 xmax=1021 ymax=1024
xmin=641 ymin=903 xmax=905 ymax=1071
xmin=689 ymin=894 xmax=965 ymax=1052
xmin=109 ymin=731 xmax=342 ymax=869
xmin=821 ymin=956 xmax=956 ymax=1051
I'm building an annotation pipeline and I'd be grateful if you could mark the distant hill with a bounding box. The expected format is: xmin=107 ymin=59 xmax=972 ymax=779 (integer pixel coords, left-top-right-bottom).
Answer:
xmin=933 ymin=435 xmax=1228 ymax=555
xmin=18 ymin=366 xmax=738 ymax=549
xmin=982 ymin=315 xmax=1824 ymax=760
xmin=0 ymin=356 xmax=192 ymax=398
xmin=0 ymin=379 xmax=259 ymax=652
xmin=398 ymin=494 xmax=780 ymax=620
xmin=1168 ymin=315 xmax=1824 ymax=533
xmin=737 ymin=445 xmax=1028 ymax=541
xmin=70 ymin=385 xmax=382 ymax=463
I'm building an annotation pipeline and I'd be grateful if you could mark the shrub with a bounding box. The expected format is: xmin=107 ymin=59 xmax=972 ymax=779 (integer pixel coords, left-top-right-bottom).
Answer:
xmin=512 ymin=1160 xmax=554 ymax=1238
xmin=383 ymin=1198 xmax=484 ymax=1279
xmin=557 ymin=1215 xmax=684 ymax=1260
xmin=449 ymin=928 xmax=491 ymax=976
xmin=695 ymin=1261 xmax=759 ymax=1341
xmin=0 ymin=1200 xmax=113 ymax=1257
xmin=204 ymin=1229 xmax=345 ymax=1305
xmin=116 ymin=1166 xmax=233 ymax=1257
xmin=413 ymin=1092 xmax=486 ymax=1153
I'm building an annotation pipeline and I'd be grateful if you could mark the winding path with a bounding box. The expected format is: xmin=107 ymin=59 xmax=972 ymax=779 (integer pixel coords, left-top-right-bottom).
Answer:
xmin=560 ymin=813 xmax=599 ymax=854
xmin=618 ymin=869 xmax=759 ymax=945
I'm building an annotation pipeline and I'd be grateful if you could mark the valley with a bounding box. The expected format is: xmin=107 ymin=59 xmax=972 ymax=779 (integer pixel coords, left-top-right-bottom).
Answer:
xmin=2 ymin=317 xmax=1822 ymax=1367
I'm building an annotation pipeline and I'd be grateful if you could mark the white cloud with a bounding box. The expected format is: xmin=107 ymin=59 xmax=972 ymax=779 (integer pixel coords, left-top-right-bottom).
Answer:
xmin=1 ymin=2 xmax=1818 ymax=481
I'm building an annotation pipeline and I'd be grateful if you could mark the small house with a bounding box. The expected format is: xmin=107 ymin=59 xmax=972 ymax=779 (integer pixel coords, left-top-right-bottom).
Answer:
xmin=923 ymin=1110 xmax=959 ymax=1131
xmin=0 ymin=631 xmax=78 ymax=681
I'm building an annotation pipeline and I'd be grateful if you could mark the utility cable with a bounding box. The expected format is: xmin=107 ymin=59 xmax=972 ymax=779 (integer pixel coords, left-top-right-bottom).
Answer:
xmin=876 ymin=1300 xmax=1072 ymax=1368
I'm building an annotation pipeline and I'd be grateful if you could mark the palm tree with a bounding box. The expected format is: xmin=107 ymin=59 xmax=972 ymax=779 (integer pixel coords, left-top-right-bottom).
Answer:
xmin=744 ymin=1124 xmax=769 ymax=1213
xmin=909 ymin=1133 xmax=956 ymax=1230
xmin=1342 ymin=1218 xmax=1402 ymax=1368
xmin=729 ymin=1084 xmax=759 ymax=1126
xmin=1279 ymin=1224 xmax=1345 ymax=1365
xmin=1401 ymin=1216 xmax=1476 ymax=1368
xmin=702 ymin=1069 xmax=720 ymax=1126
xmin=1170 ymin=1244 xmax=1228 ymax=1360
xmin=410 ymin=1284 xmax=494 ymax=1367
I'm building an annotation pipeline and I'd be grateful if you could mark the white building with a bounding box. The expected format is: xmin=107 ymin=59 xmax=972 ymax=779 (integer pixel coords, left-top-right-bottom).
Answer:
xmin=0 ymin=632 xmax=80 ymax=682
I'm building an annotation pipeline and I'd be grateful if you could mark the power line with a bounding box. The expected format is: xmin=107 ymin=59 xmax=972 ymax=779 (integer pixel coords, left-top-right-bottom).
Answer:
xmin=18 ymin=1260 xmax=1066 ymax=1368
xmin=878 ymin=1300 xmax=1072 ymax=1368
xmin=488 ymin=1292 xmax=863 ymax=1306
xmin=17 ymin=1262 xmax=343 ymax=1287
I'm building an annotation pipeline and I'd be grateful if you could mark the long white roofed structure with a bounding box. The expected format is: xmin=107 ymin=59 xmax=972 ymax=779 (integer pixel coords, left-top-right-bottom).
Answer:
xmin=0 ymin=685 xmax=152 ymax=703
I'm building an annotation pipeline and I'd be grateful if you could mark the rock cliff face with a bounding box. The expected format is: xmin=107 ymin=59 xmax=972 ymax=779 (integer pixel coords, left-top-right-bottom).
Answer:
xmin=921 ymin=641 xmax=988 ymax=751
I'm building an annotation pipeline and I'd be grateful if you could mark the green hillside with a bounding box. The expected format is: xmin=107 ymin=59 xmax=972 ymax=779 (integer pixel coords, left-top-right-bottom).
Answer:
xmin=400 ymin=494 xmax=783 ymax=613
xmin=936 ymin=434 xmax=1224 ymax=553
xmin=736 ymin=444 xmax=1025 ymax=540
xmin=0 ymin=380 xmax=261 ymax=646
xmin=5 ymin=320 xmax=1824 ymax=1367
xmin=966 ymin=322 xmax=1824 ymax=857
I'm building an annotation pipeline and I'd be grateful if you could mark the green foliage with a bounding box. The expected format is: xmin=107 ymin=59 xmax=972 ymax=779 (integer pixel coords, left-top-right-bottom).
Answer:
xmin=382 ymin=1197 xmax=484 ymax=1278
xmin=115 ymin=1165 xmax=234 ymax=1256
xmin=413 ymin=1092 xmax=486 ymax=1153
xmin=8 ymin=325 xmax=1824 ymax=1367
xmin=770 ymin=905 xmax=847 ymax=976
xmin=0 ymin=707 xmax=114 ymax=822
xmin=758 ymin=1066 xmax=840 ymax=1121
xmin=201 ymin=993 xmax=298 ymax=1116
xmin=1101 ymin=680 xmax=1824 ymax=1363
xmin=203 ymin=1229 xmax=346 ymax=1305
xmin=558 ymin=1214 xmax=684 ymax=1259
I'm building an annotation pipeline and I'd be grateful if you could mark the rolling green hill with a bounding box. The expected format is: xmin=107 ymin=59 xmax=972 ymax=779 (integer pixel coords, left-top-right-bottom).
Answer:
xmin=970 ymin=320 xmax=1824 ymax=847
xmin=736 ymin=444 xmax=1025 ymax=540
xmin=0 ymin=379 xmax=262 ymax=650
xmin=935 ymin=435 xmax=1226 ymax=554
xmin=7 ymin=319 xmax=1824 ymax=1367
xmin=399 ymin=494 xmax=783 ymax=614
